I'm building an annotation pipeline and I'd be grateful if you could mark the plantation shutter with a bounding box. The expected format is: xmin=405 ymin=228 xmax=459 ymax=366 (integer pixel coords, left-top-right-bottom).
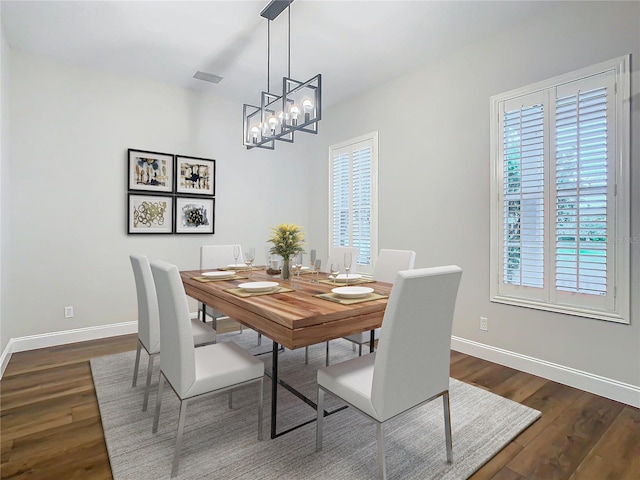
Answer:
xmin=491 ymin=58 xmax=627 ymax=322
xmin=352 ymin=146 xmax=372 ymax=266
xmin=552 ymin=71 xmax=616 ymax=311
xmin=331 ymin=151 xmax=350 ymax=249
xmin=499 ymin=92 xmax=547 ymax=301
xmin=329 ymin=135 xmax=377 ymax=272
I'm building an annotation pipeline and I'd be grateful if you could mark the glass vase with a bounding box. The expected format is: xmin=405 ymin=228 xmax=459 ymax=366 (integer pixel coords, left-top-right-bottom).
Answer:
xmin=281 ymin=257 xmax=290 ymax=280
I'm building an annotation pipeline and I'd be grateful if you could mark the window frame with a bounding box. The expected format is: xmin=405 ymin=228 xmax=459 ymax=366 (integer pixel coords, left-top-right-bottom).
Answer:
xmin=489 ymin=55 xmax=630 ymax=324
xmin=328 ymin=131 xmax=379 ymax=275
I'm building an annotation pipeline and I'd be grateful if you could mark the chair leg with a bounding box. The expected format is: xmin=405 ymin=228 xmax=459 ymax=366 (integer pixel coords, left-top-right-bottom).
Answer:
xmin=305 ymin=346 xmax=309 ymax=365
xmin=257 ymin=378 xmax=264 ymax=441
xmin=171 ymin=399 xmax=188 ymax=478
xmin=325 ymin=341 xmax=330 ymax=366
xmin=142 ymin=353 xmax=155 ymax=411
xmin=132 ymin=341 xmax=142 ymax=387
xmin=316 ymin=388 xmax=324 ymax=452
xmin=443 ymin=391 xmax=453 ymax=463
xmin=152 ymin=372 xmax=165 ymax=434
xmin=258 ymin=332 xmax=262 ymax=346
xmin=359 ymin=343 xmax=363 ymax=356
xmin=376 ymin=422 xmax=387 ymax=480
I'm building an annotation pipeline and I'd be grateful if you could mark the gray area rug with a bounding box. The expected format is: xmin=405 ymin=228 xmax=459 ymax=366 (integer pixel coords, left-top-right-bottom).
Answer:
xmin=91 ymin=331 xmax=540 ymax=479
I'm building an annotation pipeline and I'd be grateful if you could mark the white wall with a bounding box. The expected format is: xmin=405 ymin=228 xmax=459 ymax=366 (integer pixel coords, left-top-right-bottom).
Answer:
xmin=1 ymin=49 xmax=311 ymax=352
xmin=0 ymin=9 xmax=9 ymax=353
xmin=305 ymin=1 xmax=640 ymax=388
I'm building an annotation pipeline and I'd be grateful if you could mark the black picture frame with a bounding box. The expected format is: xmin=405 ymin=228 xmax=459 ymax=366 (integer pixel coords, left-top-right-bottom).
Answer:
xmin=128 ymin=149 xmax=174 ymax=193
xmin=175 ymin=155 xmax=216 ymax=196
xmin=127 ymin=193 xmax=174 ymax=234
xmin=174 ymin=196 xmax=215 ymax=234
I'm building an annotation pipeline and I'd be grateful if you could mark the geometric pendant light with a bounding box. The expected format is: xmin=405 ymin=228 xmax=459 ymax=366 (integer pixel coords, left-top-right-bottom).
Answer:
xmin=243 ymin=0 xmax=321 ymax=150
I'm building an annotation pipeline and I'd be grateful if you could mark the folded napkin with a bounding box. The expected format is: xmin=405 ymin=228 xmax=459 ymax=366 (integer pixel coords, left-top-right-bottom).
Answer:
xmin=225 ymin=286 xmax=294 ymax=298
xmin=319 ymin=277 xmax=376 ymax=286
xmin=314 ymin=292 xmax=387 ymax=305
xmin=193 ymin=275 xmax=247 ymax=283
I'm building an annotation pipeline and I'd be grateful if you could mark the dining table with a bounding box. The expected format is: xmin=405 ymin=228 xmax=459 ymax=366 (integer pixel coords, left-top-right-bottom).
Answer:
xmin=180 ymin=268 xmax=392 ymax=439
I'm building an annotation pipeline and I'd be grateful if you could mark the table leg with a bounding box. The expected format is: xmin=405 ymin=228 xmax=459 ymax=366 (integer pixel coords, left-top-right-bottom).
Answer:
xmin=271 ymin=341 xmax=279 ymax=439
xmin=370 ymin=330 xmax=375 ymax=353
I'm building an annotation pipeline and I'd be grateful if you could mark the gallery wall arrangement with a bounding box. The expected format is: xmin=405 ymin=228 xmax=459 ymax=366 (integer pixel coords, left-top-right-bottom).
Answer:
xmin=127 ymin=149 xmax=216 ymax=234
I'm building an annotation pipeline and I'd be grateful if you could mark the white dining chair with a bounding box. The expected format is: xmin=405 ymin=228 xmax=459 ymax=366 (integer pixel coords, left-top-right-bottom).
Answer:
xmin=326 ymin=245 xmax=361 ymax=274
xmin=305 ymin=246 xmax=360 ymax=366
xmin=150 ymin=260 xmax=264 ymax=478
xmin=130 ymin=254 xmax=217 ymax=412
xmin=316 ymin=265 xmax=463 ymax=479
xmin=200 ymin=244 xmax=262 ymax=344
xmin=342 ymin=249 xmax=416 ymax=355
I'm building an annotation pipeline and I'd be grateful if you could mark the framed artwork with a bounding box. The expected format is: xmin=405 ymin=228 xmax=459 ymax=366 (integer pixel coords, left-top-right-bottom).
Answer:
xmin=175 ymin=155 xmax=215 ymax=196
xmin=128 ymin=149 xmax=174 ymax=193
xmin=175 ymin=197 xmax=215 ymax=234
xmin=128 ymin=194 xmax=173 ymax=234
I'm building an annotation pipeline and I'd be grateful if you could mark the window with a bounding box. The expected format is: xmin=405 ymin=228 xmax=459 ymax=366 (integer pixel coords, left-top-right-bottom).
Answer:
xmin=490 ymin=56 xmax=630 ymax=323
xmin=329 ymin=132 xmax=379 ymax=274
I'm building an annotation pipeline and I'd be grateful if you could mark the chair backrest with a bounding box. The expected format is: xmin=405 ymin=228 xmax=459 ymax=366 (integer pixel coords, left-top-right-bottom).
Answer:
xmin=129 ymin=254 xmax=161 ymax=354
xmin=372 ymin=249 xmax=416 ymax=283
xmin=327 ymin=246 xmax=360 ymax=274
xmin=371 ymin=266 xmax=462 ymax=421
xmin=200 ymin=244 xmax=242 ymax=269
xmin=150 ymin=260 xmax=196 ymax=398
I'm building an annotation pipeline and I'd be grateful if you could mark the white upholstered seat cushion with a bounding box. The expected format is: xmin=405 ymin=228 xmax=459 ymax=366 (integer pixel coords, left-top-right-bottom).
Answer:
xmin=185 ymin=341 xmax=264 ymax=399
xmin=190 ymin=318 xmax=217 ymax=346
xmin=317 ymin=352 xmax=377 ymax=419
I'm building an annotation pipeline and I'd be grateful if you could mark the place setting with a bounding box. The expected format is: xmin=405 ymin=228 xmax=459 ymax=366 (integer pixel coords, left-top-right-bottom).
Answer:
xmin=225 ymin=280 xmax=294 ymax=298
xmin=192 ymin=270 xmax=247 ymax=282
xmin=315 ymin=285 xmax=387 ymax=305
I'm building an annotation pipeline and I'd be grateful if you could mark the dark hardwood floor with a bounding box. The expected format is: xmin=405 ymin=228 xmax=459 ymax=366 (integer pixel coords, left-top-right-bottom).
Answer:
xmin=1 ymin=321 xmax=638 ymax=479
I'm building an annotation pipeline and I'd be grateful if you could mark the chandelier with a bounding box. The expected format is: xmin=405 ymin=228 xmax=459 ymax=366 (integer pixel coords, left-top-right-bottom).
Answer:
xmin=243 ymin=0 xmax=321 ymax=150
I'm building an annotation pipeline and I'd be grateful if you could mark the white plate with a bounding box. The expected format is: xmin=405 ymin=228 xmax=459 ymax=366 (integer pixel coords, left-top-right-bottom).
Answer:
xmin=331 ymin=286 xmax=374 ymax=299
xmin=227 ymin=264 xmax=250 ymax=270
xmin=201 ymin=271 xmax=235 ymax=278
xmin=334 ymin=273 xmax=363 ymax=283
xmin=238 ymin=281 xmax=279 ymax=293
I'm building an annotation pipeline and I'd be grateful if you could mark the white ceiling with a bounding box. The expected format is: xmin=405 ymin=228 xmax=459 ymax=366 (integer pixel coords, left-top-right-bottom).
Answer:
xmin=1 ymin=0 xmax=558 ymax=108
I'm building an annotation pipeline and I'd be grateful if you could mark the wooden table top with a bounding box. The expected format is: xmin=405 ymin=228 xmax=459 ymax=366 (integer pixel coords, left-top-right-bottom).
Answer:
xmin=181 ymin=269 xmax=392 ymax=350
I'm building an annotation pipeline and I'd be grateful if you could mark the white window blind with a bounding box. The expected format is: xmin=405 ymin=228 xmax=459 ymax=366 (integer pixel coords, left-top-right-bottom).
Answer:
xmin=329 ymin=132 xmax=378 ymax=274
xmin=490 ymin=56 xmax=630 ymax=323
xmin=503 ymin=100 xmax=545 ymax=290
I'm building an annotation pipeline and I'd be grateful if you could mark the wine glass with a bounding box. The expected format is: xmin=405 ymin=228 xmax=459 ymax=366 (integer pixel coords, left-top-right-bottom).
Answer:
xmin=329 ymin=263 xmax=340 ymax=285
xmin=233 ymin=245 xmax=241 ymax=267
xmin=293 ymin=253 xmax=303 ymax=283
xmin=343 ymin=252 xmax=353 ymax=286
xmin=309 ymin=250 xmax=317 ymax=282
xmin=314 ymin=259 xmax=321 ymax=283
xmin=243 ymin=247 xmax=255 ymax=278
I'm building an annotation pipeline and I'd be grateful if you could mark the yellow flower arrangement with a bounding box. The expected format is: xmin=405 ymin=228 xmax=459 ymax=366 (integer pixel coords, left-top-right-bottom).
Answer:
xmin=268 ymin=223 xmax=305 ymax=260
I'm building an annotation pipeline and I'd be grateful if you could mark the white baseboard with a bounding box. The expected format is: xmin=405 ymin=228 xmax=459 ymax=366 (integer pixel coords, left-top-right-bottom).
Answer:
xmin=0 ymin=321 xmax=138 ymax=379
xmin=451 ymin=336 xmax=640 ymax=408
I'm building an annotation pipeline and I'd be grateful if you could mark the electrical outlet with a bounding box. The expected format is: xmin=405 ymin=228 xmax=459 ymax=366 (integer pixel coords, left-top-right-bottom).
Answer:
xmin=64 ymin=306 xmax=74 ymax=318
xmin=480 ymin=316 xmax=488 ymax=331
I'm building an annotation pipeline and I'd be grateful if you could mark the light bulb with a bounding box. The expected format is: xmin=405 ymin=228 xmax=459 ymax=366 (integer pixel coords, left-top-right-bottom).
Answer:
xmin=290 ymin=105 xmax=300 ymax=125
xmin=250 ymin=125 xmax=260 ymax=143
xmin=302 ymin=99 xmax=313 ymax=122
xmin=268 ymin=115 xmax=278 ymax=135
